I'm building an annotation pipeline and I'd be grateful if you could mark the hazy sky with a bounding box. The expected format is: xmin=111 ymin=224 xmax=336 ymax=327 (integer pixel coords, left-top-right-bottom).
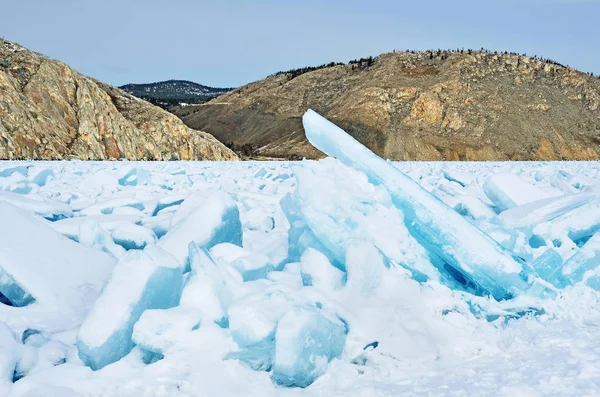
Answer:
xmin=2 ymin=0 xmax=599 ymax=87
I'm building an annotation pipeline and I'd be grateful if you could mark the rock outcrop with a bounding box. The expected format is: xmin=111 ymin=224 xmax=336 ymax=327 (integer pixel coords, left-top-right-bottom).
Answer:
xmin=0 ymin=39 xmax=237 ymax=160
xmin=176 ymin=51 xmax=600 ymax=160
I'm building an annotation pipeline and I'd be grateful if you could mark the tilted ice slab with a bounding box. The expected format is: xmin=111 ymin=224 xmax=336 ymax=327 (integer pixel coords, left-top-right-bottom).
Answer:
xmin=483 ymin=173 xmax=549 ymax=212
xmin=158 ymin=191 xmax=242 ymax=270
xmin=78 ymin=221 xmax=126 ymax=260
xmin=0 ymin=191 xmax=72 ymax=221
xmin=0 ymin=202 xmax=115 ymax=309
xmin=180 ymin=242 xmax=243 ymax=324
xmin=76 ymin=246 xmax=183 ymax=370
xmin=50 ymin=214 xmax=143 ymax=241
xmin=289 ymin=158 xmax=441 ymax=283
xmin=302 ymin=110 xmax=531 ymax=300
xmin=498 ymin=193 xmax=596 ymax=230
xmin=280 ymin=192 xmax=335 ymax=266
xmin=533 ymin=198 xmax=600 ymax=244
xmin=79 ymin=196 xmax=155 ymax=217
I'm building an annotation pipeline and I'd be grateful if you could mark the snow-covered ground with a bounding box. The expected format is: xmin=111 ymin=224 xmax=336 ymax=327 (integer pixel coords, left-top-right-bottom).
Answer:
xmin=0 ymin=158 xmax=599 ymax=397
xmin=2 ymin=111 xmax=600 ymax=397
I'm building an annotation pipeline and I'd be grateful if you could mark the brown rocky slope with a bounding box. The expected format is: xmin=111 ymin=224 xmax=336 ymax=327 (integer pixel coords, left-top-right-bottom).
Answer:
xmin=176 ymin=50 xmax=600 ymax=160
xmin=0 ymin=39 xmax=237 ymax=160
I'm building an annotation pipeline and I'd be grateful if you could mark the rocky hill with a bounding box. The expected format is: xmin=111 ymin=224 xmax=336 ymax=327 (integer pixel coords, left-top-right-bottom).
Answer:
xmin=120 ymin=80 xmax=233 ymax=109
xmin=175 ymin=51 xmax=600 ymax=160
xmin=0 ymin=39 xmax=237 ymax=160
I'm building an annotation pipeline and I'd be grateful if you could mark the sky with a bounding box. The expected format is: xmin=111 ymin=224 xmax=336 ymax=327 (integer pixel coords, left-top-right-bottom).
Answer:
xmin=2 ymin=0 xmax=599 ymax=88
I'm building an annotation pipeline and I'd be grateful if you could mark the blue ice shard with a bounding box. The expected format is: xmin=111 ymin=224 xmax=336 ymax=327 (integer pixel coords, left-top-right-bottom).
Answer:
xmin=180 ymin=242 xmax=241 ymax=324
xmin=529 ymin=249 xmax=563 ymax=281
xmin=533 ymin=198 xmax=600 ymax=245
xmin=289 ymin=159 xmax=442 ymax=283
xmin=280 ymin=193 xmax=338 ymax=267
xmin=271 ymin=306 xmax=347 ymax=388
xmin=225 ymin=337 xmax=275 ymax=372
xmin=158 ymin=191 xmax=242 ymax=270
xmin=546 ymin=233 xmax=600 ymax=289
xmin=302 ymin=110 xmax=532 ymax=300
xmin=76 ymin=246 xmax=183 ymax=370
xmin=118 ymin=167 xmax=151 ymax=187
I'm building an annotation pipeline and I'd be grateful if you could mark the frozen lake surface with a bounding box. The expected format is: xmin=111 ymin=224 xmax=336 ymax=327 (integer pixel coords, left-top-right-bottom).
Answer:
xmin=1 ymin=157 xmax=600 ymax=397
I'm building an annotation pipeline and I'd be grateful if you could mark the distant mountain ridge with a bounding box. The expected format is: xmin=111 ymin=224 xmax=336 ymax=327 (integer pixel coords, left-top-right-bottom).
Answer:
xmin=120 ymin=80 xmax=233 ymax=109
xmin=175 ymin=50 xmax=600 ymax=160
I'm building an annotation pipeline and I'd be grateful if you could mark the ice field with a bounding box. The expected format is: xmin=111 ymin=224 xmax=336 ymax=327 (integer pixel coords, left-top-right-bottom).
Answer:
xmin=2 ymin=111 xmax=600 ymax=396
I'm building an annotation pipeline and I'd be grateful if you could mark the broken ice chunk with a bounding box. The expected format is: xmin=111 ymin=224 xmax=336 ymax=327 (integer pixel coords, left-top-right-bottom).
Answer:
xmin=0 ymin=191 xmax=72 ymax=221
xmin=132 ymin=307 xmax=202 ymax=356
xmin=153 ymin=194 xmax=186 ymax=216
xmin=244 ymin=207 xmax=275 ymax=232
xmin=169 ymin=193 xmax=211 ymax=227
xmin=483 ymin=173 xmax=549 ymax=212
xmin=79 ymin=221 xmax=126 ymax=260
xmin=141 ymin=214 xmax=172 ymax=239
xmin=300 ymin=248 xmax=345 ymax=291
xmin=111 ymin=224 xmax=157 ymax=250
xmin=77 ymin=246 xmax=183 ymax=370
xmin=79 ymin=197 xmax=148 ymax=217
xmin=0 ymin=164 xmax=27 ymax=178
xmin=228 ymin=287 xmax=306 ymax=348
xmin=547 ymin=233 xmax=600 ymax=288
xmin=51 ymin=214 xmax=143 ymax=241
xmin=225 ymin=337 xmax=275 ymax=371
xmin=180 ymin=243 xmax=242 ymax=324
xmin=271 ymin=306 xmax=347 ymax=388
xmin=302 ymin=110 xmax=531 ymax=300
xmin=442 ymin=168 xmax=473 ymax=187
xmin=453 ymin=195 xmax=496 ymax=221
xmin=344 ymin=241 xmax=387 ymax=296
xmin=279 ymin=193 xmax=337 ymax=266
xmin=14 ymin=339 xmax=69 ymax=381
xmin=499 ymin=193 xmax=596 ymax=230
xmin=210 ymin=243 xmax=274 ymax=281
xmin=0 ymin=171 xmax=31 ymax=194
xmin=290 ymin=159 xmax=441 ymax=283
xmin=158 ymin=192 xmax=242 ymax=270
xmin=0 ymin=266 xmax=33 ymax=307
xmin=117 ymin=167 xmax=151 ymax=187
xmin=533 ymin=198 xmax=600 ymax=244
xmin=529 ymin=249 xmax=563 ymax=281
xmin=0 ymin=202 xmax=114 ymax=309
xmin=27 ymin=166 xmax=54 ymax=187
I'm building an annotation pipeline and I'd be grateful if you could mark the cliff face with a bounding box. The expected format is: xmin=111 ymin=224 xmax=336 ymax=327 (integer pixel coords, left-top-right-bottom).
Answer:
xmin=0 ymin=39 xmax=237 ymax=160
xmin=176 ymin=51 xmax=600 ymax=160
